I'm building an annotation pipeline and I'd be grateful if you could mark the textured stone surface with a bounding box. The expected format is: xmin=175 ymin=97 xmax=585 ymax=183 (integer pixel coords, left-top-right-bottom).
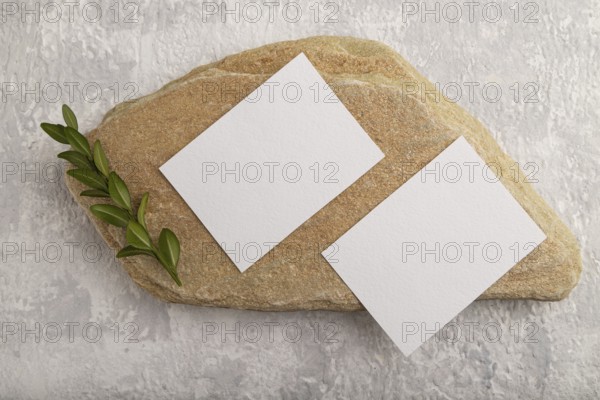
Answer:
xmin=1 ymin=1 xmax=599 ymax=398
xmin=64 ymin=36 xmax=581 ymax=310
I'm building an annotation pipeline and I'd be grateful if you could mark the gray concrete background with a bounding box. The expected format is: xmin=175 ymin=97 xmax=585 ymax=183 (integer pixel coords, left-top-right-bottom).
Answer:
xmin=1 ymin=0 xmax=598 ymax=398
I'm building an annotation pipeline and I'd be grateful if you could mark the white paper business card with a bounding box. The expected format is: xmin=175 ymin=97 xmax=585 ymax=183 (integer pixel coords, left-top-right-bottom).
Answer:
xmin=322 ymin=136 xmax=546 ymax=356
xmin=161 ymin=53 xmax=384 ymax=272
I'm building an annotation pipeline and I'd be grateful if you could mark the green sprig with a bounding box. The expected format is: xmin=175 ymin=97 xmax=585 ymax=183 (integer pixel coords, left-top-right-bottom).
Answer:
xmin=41 ymin=104 xmax=183 ymax=286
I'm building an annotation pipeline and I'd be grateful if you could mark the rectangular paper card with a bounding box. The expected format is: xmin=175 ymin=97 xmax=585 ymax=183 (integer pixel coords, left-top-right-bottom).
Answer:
xmin=161 ymin=53 xmax=384 ymax=272
xmin=322 ymin=136 xmax=546 ymax=356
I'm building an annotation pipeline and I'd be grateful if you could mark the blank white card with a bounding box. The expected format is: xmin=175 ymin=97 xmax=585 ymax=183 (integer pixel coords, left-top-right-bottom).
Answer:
xmin=323 ymin=137 xmax=546 ymax=356
xmin=161 ymin=53 xmax=384 ymax=272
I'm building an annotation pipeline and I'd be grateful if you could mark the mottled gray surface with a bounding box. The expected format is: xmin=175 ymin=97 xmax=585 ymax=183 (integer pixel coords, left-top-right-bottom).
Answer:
xmin=0 ymin=0 xmax=598 ymax=398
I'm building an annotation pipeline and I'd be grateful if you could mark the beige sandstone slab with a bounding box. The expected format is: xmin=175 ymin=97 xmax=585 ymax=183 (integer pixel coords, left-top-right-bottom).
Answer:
xmin=64 ymin=36 xmax=582 ymax=310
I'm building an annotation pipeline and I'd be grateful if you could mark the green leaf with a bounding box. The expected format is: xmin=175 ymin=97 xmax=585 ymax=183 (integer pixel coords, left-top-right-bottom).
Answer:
xmin=93 ymin=140 xmax=110 ymax=177
xmin=155 ymin=249 xmax=183 ymax=286
xmin=108 ymin=172 xmax=132 ymax=212
xmin=158 ymin=228 xmax=180 ymax=269
xmin=90 ymin=204 xmax=131 ymax=228
xmin=126 ymin=220 xmax=152 ymax=250
xmin=137 ymin=192 xmax=149 ymax=230
xmin=116 ymin=245 xmax=155 ymax=258
xmin=58 ymin=151 xmax=93 ymax=169
xmin=80 ymin=189 xmax=110 ymax=198
xmin=163 ymin=267 xmax=182 ymax=287
xmin=43 ymin=105 xmax=184 ymax=286
xmin=62 ymin=104 xmax=78 ymax=130
xmin=67 ymin=168 xmax=107 ymax=191
xmin=64 ymin=127 xmax=92 ymax=159
xmin=40 ymin=123 xmax=69 ymax=144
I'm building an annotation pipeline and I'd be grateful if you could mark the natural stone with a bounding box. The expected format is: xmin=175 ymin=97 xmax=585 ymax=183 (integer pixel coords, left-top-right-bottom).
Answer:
xmin=65 ymin=36 xmax=582 ymax=310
